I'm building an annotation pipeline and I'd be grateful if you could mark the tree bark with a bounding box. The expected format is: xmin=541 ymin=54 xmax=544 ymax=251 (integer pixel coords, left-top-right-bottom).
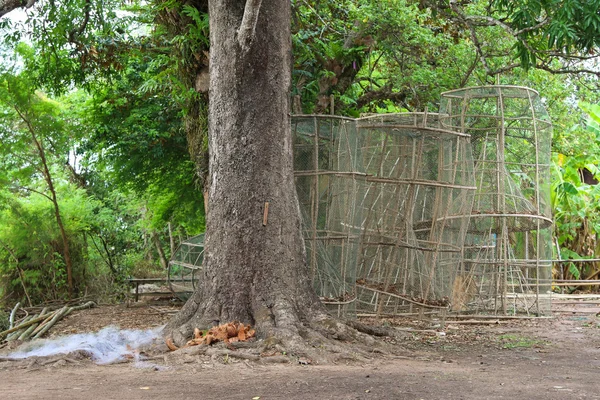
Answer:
xmin=0 ymin=0 xmax=37 ymax=18
xmin=168 ymin=221 xmax=175 ymax=255
xmin=165 ymin=0 xmax=327 ymax=346
xmin=152 ymin=231 xmax=169 ymax=270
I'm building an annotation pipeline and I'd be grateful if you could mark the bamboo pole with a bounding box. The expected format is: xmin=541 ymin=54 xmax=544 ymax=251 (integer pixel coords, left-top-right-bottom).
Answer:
xmin=7 ymin=317 xmax=32 ymax=340
xmin=17 ymin=319 xmax=40 ymax=341
xmin=1 ymin=301 xmax=95 ymax=341
xmin=357 ymin=284 xmax=448 ymax=310
xmin=31 ymin=301 xmax=95 ymax=339
xmin=32 ymin=306 xmax=68 ymax=339
xmin=9 ymin=302 xmax=20 ymax=329
xmin=30 ymin=310 xmax=59 ymax=337
xmin=18 ymin=308 xmax=49 ymax=340
xmin=310 ymin=116 xmax=319 ymax=280
xmin=0 ymin=313 xmax=52 ymax=339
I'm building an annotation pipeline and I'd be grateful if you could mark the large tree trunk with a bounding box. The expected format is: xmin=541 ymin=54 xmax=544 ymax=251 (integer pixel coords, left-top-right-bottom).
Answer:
xmin=165 ymin=0 xmax=329 ymax=346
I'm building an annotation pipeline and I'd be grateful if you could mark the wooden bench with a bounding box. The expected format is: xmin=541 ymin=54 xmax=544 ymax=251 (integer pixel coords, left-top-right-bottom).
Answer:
xmin=127 ymin=277 xmax=195 ymax=303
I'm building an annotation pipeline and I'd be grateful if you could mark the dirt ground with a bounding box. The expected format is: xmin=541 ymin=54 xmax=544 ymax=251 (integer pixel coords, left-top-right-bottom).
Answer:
xmin=2 ymin=299 xmax=600 ymax=400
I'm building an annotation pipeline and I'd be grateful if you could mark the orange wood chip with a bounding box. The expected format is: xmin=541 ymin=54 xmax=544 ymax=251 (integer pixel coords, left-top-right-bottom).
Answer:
xmin=193 ymin=327 xmax=203 ymax=339
xmin=171 ymin=322 xmax=256 ymax=350
xmin=166 ymin=337 xmax=179 ymax=351
xmin=225 ymin=323 xmax=237 ymax=338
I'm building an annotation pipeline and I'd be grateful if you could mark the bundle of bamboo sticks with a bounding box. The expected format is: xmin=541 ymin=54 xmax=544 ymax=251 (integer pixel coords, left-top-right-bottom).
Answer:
xmin=0 ymin=301 xmax=95 ymax=342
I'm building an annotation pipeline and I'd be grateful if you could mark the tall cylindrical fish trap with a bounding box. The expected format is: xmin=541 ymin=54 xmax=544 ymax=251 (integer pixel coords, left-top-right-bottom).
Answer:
xmin=440 ymin=86 xmax=553 ymax=315
xmin=353 ymin=113 xmax=475 ymax=316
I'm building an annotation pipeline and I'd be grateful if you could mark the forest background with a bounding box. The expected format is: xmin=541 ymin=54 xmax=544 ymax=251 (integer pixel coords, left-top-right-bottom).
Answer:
xmin=0 ymin=0 xmax=599 ymax=306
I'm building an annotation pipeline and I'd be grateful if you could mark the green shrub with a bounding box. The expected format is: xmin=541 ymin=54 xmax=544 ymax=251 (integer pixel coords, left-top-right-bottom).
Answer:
xmin=0 ymin=309 xmax=9 ymax=332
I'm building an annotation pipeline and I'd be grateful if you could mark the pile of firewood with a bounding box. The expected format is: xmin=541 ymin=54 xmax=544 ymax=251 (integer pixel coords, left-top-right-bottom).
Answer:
xmin=0 ymin=301 xmax=95 ymax=343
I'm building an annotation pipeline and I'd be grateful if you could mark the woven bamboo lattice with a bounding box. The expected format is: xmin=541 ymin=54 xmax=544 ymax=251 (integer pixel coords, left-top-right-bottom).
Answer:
xmin=439 ymin=86 xmax=553 ymax=315
xmin=292 ymin=115 xmax=364 ymax=317
xmin=292 ymin=113 xmax=476 ymax=317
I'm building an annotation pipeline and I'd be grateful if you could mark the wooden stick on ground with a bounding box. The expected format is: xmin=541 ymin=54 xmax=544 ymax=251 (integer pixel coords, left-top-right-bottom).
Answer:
xmin=68 ymin=301 xmax=96 ymax=312
xmin=445 ymin=320 xmax=503 ymax=325
xmin=0 ymin=356 xmax=24 ymax=362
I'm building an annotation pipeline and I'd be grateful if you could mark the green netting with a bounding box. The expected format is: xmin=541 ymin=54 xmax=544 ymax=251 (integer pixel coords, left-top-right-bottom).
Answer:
xmin=293 ymin=113 xmax=476 ymax=317
xmin=440 ymin=86 xmax=553 ymax=315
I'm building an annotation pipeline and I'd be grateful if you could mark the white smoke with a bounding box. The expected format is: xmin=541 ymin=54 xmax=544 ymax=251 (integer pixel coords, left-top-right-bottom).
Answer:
xmin=6 ymin=325 xmax=164 ymax=364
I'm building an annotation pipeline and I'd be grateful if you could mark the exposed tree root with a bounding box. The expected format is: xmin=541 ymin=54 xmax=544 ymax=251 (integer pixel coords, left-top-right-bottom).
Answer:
xmin=345 ymin=320 xmax=411 ymax=339
xmin=164 ymin=305 xmax=411 ymax=365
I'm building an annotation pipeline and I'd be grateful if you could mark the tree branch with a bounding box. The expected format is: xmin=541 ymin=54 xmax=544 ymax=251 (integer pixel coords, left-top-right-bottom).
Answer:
xmin=488 ymin=63 xmax=521 ymax=76
xmin=459 ymin=53 xmax=480 ymax=87
xmin=0 ymin=238 xmax=19 ymax=264
xmin=490 ymin=62 xmax=600 ymax=78
xmin=64 ymin=161 xmax=87 ymax=188
xmin=12 ymin=185 xmax=53 ymax=202
xmin=355 ymin=87 xmax=410 ymax=109
xmin=465 ymin=14 xmax=550 ymax=37
xmin=357 ymin=77 xmax=382 ymax=89
xmin=90 ymin=234 xmax=117 ymax=275
xmin=467 ymin=23 xmax=491 ymax=76
xmin=298 ymin=0 xmax=343 ymax=36
xmin=535 ymin=64 xmax=600 ymax=77
xmin=0 ymin=0 xmax=37 ymax=19
xmin=448 ymin=2 xmax=492 ymax=75
xmin=448 ymin=1 xmax=538 ymax=76
xmin=543 ymin=52 xmax=600 ymax=61
xmin=68 ymin=0 xmax=91 ymax=42
xmin=237 ymin=0 xmax=262 ymax=52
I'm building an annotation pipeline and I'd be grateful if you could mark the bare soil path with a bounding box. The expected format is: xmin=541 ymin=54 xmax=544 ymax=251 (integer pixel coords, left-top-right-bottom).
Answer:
xmin=2 ymin=301 xmax=600 ymax=399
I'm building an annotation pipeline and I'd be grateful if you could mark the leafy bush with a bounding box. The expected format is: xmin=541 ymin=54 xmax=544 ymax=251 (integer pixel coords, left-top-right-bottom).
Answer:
xmin=553 ymin=102 xmax=600 ymax=282
xmin=0 ymin=309 xmax=9 ymax=331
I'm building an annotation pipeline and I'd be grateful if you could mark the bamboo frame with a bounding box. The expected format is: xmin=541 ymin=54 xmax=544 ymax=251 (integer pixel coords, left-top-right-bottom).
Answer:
xmin=292 ymin=113 xmax=475 ymax=318
xmin=169 ymin=87 xmax=553 ymax=321
xmin=440 ymin=86 xmax=553 ymax=316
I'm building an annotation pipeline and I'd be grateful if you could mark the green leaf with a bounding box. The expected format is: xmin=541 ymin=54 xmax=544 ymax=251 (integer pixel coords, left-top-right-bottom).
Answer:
xmin=568 ymin=263 xmax=581 ymax=280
